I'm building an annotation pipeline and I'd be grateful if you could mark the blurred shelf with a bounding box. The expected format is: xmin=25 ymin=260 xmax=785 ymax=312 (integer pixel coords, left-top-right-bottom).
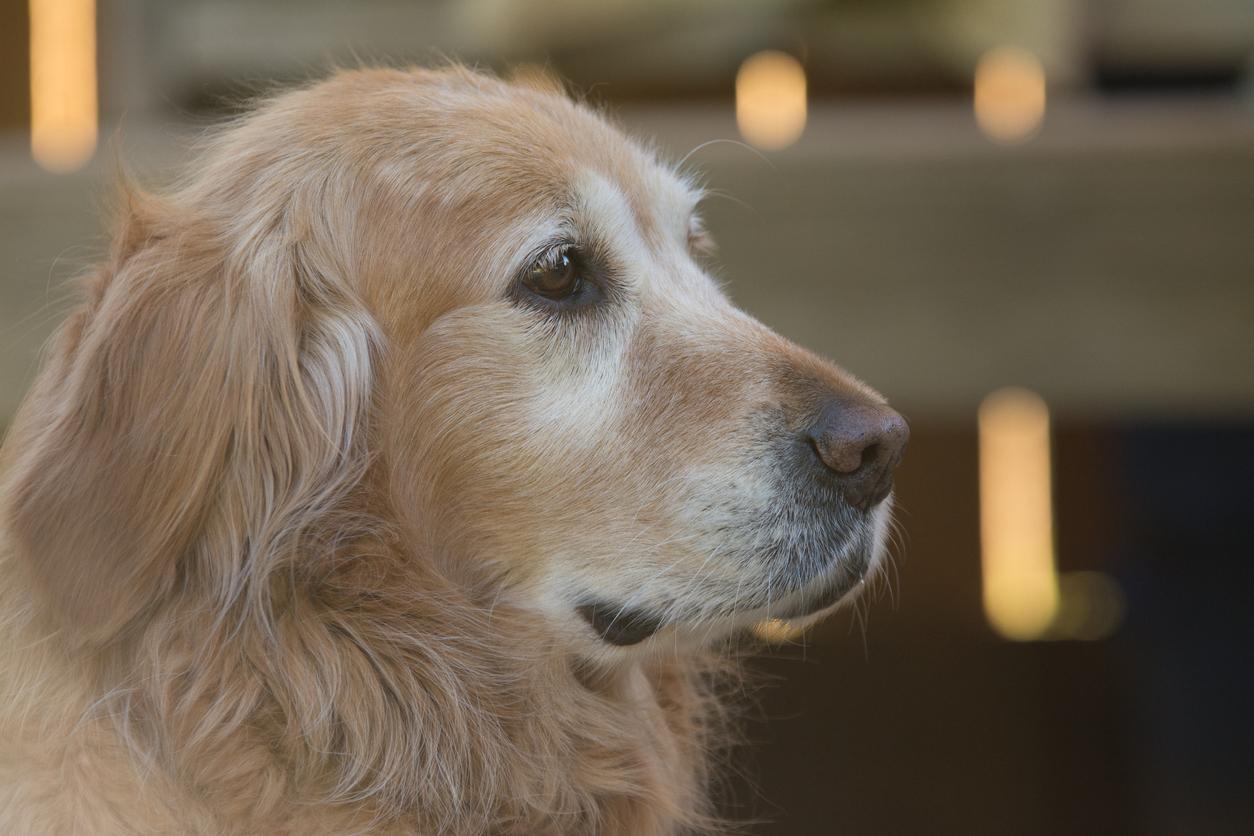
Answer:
xmin=3 ymin=95 xmax=1253 ymax=423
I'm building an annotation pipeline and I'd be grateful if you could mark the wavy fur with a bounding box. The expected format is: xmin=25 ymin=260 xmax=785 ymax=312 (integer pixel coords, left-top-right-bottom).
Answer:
xmin=1 ymin=66 xmax=892 ymax=834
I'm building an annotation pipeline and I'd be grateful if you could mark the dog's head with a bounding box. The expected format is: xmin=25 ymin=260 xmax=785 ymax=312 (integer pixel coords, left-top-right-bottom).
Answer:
xmin=5 ymin=68 xmax=905 ymax=655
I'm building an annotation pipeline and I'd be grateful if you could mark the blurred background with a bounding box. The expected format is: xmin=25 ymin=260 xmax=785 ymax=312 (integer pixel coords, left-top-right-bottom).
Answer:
xmin=2 ymin=1 xmax=1253 ymax=833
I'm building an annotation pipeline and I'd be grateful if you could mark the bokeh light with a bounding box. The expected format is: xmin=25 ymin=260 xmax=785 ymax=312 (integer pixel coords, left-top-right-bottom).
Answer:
xmin=979 ymin=387 xmax=1059 ymax=640
xmin=29 ymin=0 xmax=97 ymax=172
xmin=974 ymin=46 xmax=1045 ymax=144
xmin=735 ymin=50 xmax=807 ymax=151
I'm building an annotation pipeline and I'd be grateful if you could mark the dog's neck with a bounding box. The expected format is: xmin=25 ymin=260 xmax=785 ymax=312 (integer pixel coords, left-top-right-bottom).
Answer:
xmin=2 ymin=535 xmax=725 ymax=834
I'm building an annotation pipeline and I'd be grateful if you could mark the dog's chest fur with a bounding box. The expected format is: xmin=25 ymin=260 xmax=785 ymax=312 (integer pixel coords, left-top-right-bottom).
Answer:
xmin=0 ymin=546 xmax=719 ymax=835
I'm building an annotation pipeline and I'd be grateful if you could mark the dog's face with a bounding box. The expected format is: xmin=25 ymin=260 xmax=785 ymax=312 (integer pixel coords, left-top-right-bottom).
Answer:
xmin=342 ymin=70 xmax=908 ymax=653
xmin=5 ymin=68 xmax=905 ymax=655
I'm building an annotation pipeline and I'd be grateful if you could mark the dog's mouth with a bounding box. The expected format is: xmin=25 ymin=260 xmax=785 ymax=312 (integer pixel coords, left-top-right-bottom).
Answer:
xmin=775 ymin=549 xmax=871 ymax=619
xmin=576 ymin=602 xmax=668 ymax=646
xmin=576 ymin=547 xmax=874 ymax=646
xmin=575 ymin=483 xmax=892 ymax=647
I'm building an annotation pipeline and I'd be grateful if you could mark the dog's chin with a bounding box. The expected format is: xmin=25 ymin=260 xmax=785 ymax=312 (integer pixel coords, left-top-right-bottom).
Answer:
xmin=574 ymin=500 xmax=892 ymax=651
xmin=575 ymin=555 xmax=874 ymax=650
xmin=776 ymin=539 xmax=877 ymax=618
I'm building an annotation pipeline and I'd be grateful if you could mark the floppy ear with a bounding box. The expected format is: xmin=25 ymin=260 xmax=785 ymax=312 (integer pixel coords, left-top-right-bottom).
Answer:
xmin=2 ymin=185 xmax=379 ymax=646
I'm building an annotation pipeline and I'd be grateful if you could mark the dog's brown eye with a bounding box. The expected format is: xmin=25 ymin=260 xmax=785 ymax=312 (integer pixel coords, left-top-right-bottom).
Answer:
xmin=524 ymin=247 xmax=582 ymax=300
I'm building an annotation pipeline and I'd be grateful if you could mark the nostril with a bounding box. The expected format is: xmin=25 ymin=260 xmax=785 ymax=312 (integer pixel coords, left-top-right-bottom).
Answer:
xmin=806 ymin=435 xmax=825 ymax=470
xmin=807 ymin=432 xmax=863 ymax=475
xmin=859 ymin=442 xmax=881 ymax=472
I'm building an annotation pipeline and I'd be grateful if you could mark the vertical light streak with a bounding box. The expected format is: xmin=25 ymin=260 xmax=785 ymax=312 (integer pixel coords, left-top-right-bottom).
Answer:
xmin=979 ymin=388 xmax=1059 ymax=640
xmin=30 ymin=0 xmax=97 ymax=172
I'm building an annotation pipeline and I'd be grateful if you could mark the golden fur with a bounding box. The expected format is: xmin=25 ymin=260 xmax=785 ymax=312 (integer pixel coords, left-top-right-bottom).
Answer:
xmin=0 ymin=67 xmax=897 ymax=834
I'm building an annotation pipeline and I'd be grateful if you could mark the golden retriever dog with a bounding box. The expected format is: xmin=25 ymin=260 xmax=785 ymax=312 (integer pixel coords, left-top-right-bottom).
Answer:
xmin=0 ymin=67 xmax=907 ymax=834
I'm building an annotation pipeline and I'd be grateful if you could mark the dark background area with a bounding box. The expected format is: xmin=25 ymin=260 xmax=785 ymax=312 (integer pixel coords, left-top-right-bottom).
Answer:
xmin=731 ymin=422 xmax=1254 ymax=834
xmin=2 ymin=1 xmax=1252 ymax=833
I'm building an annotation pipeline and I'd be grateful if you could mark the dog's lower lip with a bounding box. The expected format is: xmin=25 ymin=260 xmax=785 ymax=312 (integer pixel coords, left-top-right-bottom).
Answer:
xmin=782 ymin=580 xmax=853 ymax=619
xmin=577 ymin=602 xmax=665 ymax=646
xmin=781 ymin=555 xmax=871 ymax=618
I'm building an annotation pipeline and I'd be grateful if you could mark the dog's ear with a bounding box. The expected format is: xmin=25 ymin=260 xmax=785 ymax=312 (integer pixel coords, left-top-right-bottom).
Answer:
xmin=3 ymin=183 xmax=379 ymax=646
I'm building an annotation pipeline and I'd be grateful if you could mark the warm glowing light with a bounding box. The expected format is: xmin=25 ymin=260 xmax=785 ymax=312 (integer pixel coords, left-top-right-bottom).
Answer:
xmin=30 ymin=0 xmax=97 ymax=172
xmin=979 ymin=388 xmax=1059 ymax=640
xmin=973 ymin=47 xmax=1045 ymax=144
xmin=735 ymin=50 xmax=806 ymax=151
xmin=754 ymin=618 xmax=803 ymax=644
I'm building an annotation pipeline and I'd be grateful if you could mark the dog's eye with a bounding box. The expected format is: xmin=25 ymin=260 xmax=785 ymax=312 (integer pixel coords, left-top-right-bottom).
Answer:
xmin=523 ymin=247 xmax=583 ymax=300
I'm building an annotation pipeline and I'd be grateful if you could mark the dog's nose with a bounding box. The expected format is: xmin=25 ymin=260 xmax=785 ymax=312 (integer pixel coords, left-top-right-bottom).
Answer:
xmin=804 ymin=395 xmax=909 ymax=510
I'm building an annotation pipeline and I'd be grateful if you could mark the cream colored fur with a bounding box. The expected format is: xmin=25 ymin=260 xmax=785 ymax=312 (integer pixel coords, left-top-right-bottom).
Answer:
xmin=0 ymin=67 xmax=893 ymax=834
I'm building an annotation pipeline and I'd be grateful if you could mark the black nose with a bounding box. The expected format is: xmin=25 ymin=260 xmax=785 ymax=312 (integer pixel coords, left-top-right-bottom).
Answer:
xmin=804 ymin=395 xmax=909 ymax=510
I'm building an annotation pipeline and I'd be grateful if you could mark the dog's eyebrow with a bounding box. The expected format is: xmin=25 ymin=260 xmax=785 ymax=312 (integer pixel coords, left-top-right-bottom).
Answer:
xmin=489 ymin=213 xmax=572 ymax=283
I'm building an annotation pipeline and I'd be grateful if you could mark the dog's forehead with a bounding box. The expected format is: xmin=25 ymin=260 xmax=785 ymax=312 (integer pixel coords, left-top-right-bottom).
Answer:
xmin=419 ymin=79 xmax=696 ymax=241
xmin=343 ymin=72 xmax=709 ymax=310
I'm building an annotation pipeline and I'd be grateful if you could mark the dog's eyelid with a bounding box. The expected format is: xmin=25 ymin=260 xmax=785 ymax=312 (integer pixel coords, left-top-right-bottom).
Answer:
xmin=514 ymin=233 xmax=577 ymax=279
xmin=532 ymin=240 xmax=573 ymax=270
